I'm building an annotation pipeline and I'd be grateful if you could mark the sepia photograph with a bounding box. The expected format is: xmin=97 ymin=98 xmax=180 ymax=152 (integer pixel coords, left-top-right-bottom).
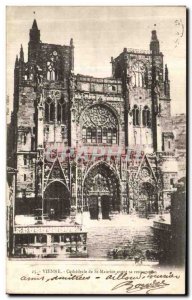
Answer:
xmin=6 ymin=6 xmax=186 ymax=294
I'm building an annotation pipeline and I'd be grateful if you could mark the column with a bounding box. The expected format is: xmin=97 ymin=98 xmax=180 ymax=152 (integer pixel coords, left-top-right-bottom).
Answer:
xmin=98 ymin=196 xmax=102 ymax=220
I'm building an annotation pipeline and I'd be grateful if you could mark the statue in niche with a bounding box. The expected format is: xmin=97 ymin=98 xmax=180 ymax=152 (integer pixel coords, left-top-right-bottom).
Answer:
xmin=44 ymin=165 xmax=50 ymax=178
xmin=34 ymin=64 xmax=44 ymax=87
xmin=37 ymin=165 xmax=42 ymax=192
xmin=126 ymin=67 xmax=134 ymax=91
xmin=37 ymin=93 xmax=44 ymax=107
xmin=154 ymin=80 xmax=160 ymax=95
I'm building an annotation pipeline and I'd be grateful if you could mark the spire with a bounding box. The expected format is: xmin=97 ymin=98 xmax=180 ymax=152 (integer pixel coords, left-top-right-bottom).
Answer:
xmin=29 ymin=19 xmax=40 ymax=44
xmin=150 ymin=30 xmax=160 ymax=54
xmin=165 ymin=64 xmax=169 ymax=81
xmin=20 ymin=44 xmax=24 ymax=62
xmin=15 ymin=55 xmax=19 ymax=67
xmin=32 ymin=19 xmax=38 ymax=30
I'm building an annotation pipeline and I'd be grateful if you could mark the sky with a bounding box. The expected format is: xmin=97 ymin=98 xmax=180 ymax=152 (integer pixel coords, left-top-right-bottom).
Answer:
xmin=6 ymin=6 xmax=186 ymax=118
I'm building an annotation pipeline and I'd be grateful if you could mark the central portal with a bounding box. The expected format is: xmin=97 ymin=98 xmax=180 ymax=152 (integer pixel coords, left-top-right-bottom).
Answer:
xmin=83 ymin=162 xmax=120 ymax=220
xmin=88 ymin=194 xmax=111 ymax=220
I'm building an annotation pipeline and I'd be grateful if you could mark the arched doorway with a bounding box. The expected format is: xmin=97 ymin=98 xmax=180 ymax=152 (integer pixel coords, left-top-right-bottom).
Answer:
xmin=43 ymin=181 xmax=70 ymax=220
xmin=83 ymin=163 xmax=121 ymax=220
xmin=137 ymin=182 xmax=158 ymax=217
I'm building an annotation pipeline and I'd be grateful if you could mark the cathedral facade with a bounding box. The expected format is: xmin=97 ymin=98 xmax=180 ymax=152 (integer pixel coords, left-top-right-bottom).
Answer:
xmin=7 ymin=20 xmax=178 ymax=254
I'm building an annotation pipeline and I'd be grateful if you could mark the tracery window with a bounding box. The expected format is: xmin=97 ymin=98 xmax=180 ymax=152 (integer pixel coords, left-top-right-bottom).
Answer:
xmin=81 ymin=105 xmax=118 ymax=145
xmin=142 ymin=105 xmax=151 ymax=127
xmin=47 ymin=51 xmax=59 ymax=81
xmin=47 ymin=62 xmax=55 ymax=81
xmin=57 ymin=96 xmax=66 ymax=123
xmin=45 ymin=97 xmax=55 ymax=122
xmin=132 ymin=61 xmax=145 ymax=87
xmin=132 ymin=105 xmax=140 ymax=126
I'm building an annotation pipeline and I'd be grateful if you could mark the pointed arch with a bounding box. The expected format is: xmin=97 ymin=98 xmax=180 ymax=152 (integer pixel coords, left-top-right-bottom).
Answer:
xmin=57 ymin=95 xmax=66 ymax=123
xmin=138 ymin=181 xmax=158 ymax=214
xmin=132 ymin=105 xmax=140 ymax=126
xmin=82 ymin=161 xmax=121 ymax=219
xmin=45 ymin=97 xmax=55 ymax=123
xmin=82 ymin=160 xmax=121 ymax=188
xmin=44 ymin=180 xmax=70 ymax=219
xmin=44 ymin=157 xmax=69 ymax=191
xmin=142 ymin=105 xmax=151 ymax=127
xmin=132 ymin=60 xmax=145 ymax=87
xmin=46 ymin=51 xmax=60 ymax=81
xmin=135 ymin=154 xmax=157 ymax=183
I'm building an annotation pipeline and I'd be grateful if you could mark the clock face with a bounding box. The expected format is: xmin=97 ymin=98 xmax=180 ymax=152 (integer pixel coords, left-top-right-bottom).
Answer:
xmin=140 ymin=167 xmax=150 ymax=179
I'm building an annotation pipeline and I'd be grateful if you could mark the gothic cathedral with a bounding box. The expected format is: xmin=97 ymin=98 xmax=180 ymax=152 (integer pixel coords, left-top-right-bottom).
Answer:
xmin=7 ymin=20 xmax=178 ymax=255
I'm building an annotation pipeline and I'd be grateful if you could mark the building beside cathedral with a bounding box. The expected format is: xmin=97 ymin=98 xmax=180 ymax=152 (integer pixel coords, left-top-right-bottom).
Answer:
xmin=7 ymin=20 xmax=178 ymax=257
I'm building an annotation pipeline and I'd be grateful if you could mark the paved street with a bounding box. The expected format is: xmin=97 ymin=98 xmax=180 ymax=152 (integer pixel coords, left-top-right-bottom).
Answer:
xmin=79 ymin=213 xmax=164 ymax=259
